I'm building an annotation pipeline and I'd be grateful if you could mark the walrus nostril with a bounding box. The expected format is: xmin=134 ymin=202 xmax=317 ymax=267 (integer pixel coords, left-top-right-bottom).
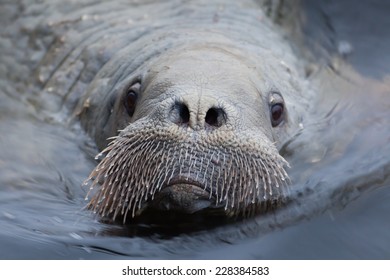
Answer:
xmin=169 ymin=101 xmax=190 ymax=125
xmin=205 ymin=107 xmax=226 ymax=128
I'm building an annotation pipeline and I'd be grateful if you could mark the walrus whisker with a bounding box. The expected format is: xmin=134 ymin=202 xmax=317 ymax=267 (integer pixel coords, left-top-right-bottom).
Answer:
xmin=85 ymin=123 xmax=290 ymax=221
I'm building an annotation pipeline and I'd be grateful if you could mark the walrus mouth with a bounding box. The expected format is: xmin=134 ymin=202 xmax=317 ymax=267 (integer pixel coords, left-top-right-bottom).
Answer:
xmin=149 ymin=181 xmax=214 ymax=213
xmin=84 ymin=122 xmax=290 ymax=223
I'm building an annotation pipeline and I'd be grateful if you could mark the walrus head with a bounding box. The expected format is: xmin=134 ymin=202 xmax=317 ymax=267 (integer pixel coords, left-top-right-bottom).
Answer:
xmin=78 ymin=33 xmax=304 ymax=223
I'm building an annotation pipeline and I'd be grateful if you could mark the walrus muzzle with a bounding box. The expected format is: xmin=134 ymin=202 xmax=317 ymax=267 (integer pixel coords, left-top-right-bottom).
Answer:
xmin=84 ymin=121 xmax=290 ymax=223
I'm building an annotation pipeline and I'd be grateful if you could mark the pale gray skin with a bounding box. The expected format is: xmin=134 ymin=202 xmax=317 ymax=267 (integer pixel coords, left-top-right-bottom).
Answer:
xmin=3 ymin=0 xmax=308 ymax=222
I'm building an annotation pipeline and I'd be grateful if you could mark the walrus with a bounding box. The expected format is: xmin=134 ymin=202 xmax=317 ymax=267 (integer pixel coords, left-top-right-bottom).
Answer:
xmin=6 ymin=0 xmax=308 ymax=223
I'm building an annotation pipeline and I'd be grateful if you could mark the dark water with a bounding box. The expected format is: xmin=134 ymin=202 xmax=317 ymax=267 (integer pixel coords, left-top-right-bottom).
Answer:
xmin=0 ymin=0 xmax=390 ymax=259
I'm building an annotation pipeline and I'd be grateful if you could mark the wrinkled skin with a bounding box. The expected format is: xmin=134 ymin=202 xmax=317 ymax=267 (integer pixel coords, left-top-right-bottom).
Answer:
xmin=3 ymin=0 xmax=308 ymax=222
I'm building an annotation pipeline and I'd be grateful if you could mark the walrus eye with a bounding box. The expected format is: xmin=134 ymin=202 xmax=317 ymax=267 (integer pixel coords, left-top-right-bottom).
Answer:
xmin=271 ymin=103 xmax=284 ymax=127
xmin=124 ymin=82 xmax=140 ymax=117
xmin=269 ymin=92 xmax=285 ymax=127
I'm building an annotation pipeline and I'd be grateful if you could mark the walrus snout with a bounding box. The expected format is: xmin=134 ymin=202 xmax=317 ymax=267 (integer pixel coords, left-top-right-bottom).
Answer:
xmin=150 ymin=183 xmax=213 ymax=214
